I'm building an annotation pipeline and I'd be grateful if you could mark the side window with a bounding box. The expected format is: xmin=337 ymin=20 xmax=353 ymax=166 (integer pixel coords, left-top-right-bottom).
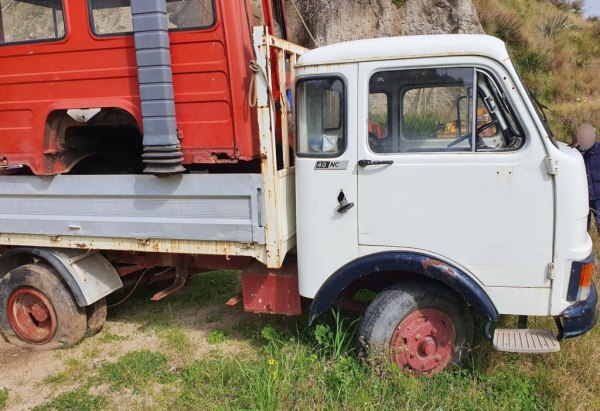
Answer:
xmin=89 ymin=0 xmax=215 ymax=36
xmin=270 ymin=0 xmax=286 ymax=39
xmin=369 ymin=67 xmax=476 ymax=154
xmin=368 ymin=67 xmax=524 ymax=154
xmin=475 ymin=71 xmax=525 ymax=151
xmin=297 ymin=77 xmax=345 ymax=157
xmin=0 ymin=0 xmax=65 ymax=45
xmin=368 ymin=93 xmax=389 ymax=142
xmin=403 ymin=85 xmax=473 ymax=145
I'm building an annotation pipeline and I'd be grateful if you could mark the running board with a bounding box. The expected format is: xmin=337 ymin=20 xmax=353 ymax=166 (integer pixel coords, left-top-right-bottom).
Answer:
xmin=493 ymin=329 xmax=560 ymax=353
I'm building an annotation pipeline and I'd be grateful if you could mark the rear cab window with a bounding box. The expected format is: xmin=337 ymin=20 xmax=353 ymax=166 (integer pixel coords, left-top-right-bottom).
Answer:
xmin=297 ymin=77 xmax=346 ymax=157
xmin=89 ymin=0 xmax=216 ymax=35
xmin=0 ymin=0 xmax=65 ymax=45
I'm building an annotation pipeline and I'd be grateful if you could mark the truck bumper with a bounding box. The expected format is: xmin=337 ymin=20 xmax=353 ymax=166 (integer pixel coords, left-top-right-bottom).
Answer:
xmin=560 ymin=282 xmax=598 ymax=339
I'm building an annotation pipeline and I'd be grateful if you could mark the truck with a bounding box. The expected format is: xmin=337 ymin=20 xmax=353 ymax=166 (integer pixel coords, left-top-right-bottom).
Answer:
xmin=0 ymin=0 xmax=597 ymax=375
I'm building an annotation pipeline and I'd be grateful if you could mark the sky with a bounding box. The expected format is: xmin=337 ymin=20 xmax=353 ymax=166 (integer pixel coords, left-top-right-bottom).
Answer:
xmin=582 ymin=0 xmax=600 ymax=17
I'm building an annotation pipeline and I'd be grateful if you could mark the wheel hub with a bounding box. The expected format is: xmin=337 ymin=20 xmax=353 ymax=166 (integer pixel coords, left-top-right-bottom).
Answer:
xmin=7 ymin=288 xmax=57 ymax=344
xmin=390 ymin=308 xmax=456 ymax=375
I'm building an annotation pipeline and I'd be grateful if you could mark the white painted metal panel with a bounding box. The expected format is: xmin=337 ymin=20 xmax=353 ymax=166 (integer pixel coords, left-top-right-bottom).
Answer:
xmin=356 ymin=57 xmax=554 ymax=289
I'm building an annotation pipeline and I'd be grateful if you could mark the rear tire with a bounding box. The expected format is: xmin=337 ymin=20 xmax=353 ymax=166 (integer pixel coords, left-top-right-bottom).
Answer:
xmin=0 ymin=264 xmax=87 ymax=350
xmin=357 ymin=281 xmax=473 ymax=375
xmin=86 ymin=298 xmax=107 ymax=337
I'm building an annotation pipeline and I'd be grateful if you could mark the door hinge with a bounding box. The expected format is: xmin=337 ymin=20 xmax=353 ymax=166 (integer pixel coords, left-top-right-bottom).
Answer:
xmin=547 ymin=262 xmax=555 ymax=280
xmin=545 ymin=156 xmax=559 ymax=176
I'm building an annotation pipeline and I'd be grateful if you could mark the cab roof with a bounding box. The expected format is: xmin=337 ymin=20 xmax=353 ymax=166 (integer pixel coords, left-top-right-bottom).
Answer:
xmin=296 ymin=34 xmax=510 ymax=67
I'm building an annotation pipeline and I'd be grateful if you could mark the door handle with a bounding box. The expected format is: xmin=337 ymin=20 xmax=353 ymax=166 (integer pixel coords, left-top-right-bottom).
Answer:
xmin=358 ymin=159 xmax=394 ymax=167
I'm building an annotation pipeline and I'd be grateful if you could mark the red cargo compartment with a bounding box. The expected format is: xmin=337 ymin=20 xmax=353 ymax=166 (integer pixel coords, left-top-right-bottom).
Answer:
xmin=0 ymin=0 xmax=284 ymax=175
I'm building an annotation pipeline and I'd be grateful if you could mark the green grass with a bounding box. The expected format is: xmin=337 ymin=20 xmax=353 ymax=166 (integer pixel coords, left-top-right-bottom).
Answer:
xmin=0 ymin=388 xmax=8 ymax=410
xmin=38 ymin=313 xmax=556 ymax=410
xmin=96 ymin=332 xmax=127 ymax=344
xmin=43 ymin=358 xmax=88 ymax=387
xmin=32 ymin=387 xmax=105 ymax=411
xmin=206 ymin=329 xmax=229 ymax=345
xmin=30 ymin=266 xmax=600 ymax=410
xmin=97 ymin=350 xmax=176 ymax=392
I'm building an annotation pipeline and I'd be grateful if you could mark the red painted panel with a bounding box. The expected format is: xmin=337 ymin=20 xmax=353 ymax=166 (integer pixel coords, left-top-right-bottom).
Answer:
xmin=241 ymin=257 xmax=302 ymax=316
xmin=0 ymin=0 xmax=265 ymax=174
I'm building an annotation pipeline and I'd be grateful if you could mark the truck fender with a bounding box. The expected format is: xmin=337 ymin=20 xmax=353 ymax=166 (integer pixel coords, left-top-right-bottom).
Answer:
xmin=0 ymin=248 xmax=123 ymax=307
xmin=308 ymin=252 xmax=499 ymax=325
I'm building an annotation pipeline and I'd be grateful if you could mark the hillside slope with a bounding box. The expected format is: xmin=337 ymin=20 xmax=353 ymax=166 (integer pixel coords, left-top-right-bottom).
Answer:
xmin=288 ymin=0 xmax=599 ymax=142
xmin=285 ymin=0 xmax=483 ymax=46
xmin=473 ymin=0 xmax=599 ymax=141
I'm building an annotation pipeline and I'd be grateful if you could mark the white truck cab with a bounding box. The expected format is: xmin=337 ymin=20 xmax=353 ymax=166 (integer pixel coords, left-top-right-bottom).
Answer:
xmin=295 ymin=34 xmax=597 ymax=372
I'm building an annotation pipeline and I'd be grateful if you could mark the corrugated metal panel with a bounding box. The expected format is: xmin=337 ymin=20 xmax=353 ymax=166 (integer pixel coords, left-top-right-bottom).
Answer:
xmin=0 ymin=174 xmax=265 ymax=244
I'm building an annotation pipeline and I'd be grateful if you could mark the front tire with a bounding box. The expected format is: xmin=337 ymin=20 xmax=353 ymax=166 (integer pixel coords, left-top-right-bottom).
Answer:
xmin=357 ymin=281 xmax=473 ymax=375
xmin=0 ymin=264 xmax=87 ymax=350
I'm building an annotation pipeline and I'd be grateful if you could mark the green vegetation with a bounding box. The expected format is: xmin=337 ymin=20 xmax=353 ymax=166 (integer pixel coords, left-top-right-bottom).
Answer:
xmin=34 ymin=311 xmax=564 ymax=410
xmin=474 ymin=0 xmax=600 ymax=140
xmin=33 ymin=387 xmax=106 ymax=411
xmin=97 ymin=350 xmax=176 ymax=392
xmin=206 ymin=329 xmax=229 ymax=344
xmin=25 ymin=253 xmax=599 ymax=411
xmin=0 ymin=388 xmax=8 ymax=410
xmin=96 ymin=332 xmax=127 ymax=344
xmin=403 ymin=113 xmax=441 ymax=139
xmin=43 ymin=358 xmax=88 ymax=387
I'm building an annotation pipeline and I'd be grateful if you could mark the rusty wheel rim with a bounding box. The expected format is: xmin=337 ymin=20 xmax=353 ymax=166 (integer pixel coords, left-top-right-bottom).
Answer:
xmin=390 ymin=308 xmax=456 ymax=375
xmin=7 ymin=288 xmax=57 ymax=344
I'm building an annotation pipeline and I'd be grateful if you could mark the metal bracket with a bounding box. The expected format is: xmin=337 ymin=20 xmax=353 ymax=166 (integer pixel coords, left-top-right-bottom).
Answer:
xmin=545 ymin=156 xmax=559 ymax=175
xmin=547 ymin=262 xmax=556 ymax=280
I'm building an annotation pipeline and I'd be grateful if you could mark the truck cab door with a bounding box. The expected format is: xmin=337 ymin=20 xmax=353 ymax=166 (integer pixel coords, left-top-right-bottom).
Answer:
xmin=295 ymin=65 xmax=360 ymax=298
xmin=356 ymin=60 xmax=554 ymax=289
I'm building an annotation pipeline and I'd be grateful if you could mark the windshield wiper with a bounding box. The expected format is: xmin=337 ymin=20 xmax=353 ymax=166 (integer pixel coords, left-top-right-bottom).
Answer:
xmin=527 ymin=87 xmax=555 ymax=140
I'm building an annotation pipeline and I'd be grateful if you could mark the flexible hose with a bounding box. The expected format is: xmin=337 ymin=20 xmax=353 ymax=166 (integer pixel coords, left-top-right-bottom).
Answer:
xmin=107 ymin=267 xmax=172 ymax=308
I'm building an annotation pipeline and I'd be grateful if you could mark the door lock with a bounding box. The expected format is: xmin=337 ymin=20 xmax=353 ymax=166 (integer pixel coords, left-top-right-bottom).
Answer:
xmin=337 ymin=190 xmax=354 ymax=214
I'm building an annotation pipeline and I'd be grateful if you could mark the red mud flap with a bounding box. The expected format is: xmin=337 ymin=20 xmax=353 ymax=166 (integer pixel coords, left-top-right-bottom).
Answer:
xmin=240 ymin=257 xmax=301 ymax=316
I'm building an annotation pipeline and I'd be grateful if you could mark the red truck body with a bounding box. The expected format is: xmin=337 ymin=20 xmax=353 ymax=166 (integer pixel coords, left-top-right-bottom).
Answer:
xmin=0 ymin=0 xmax=286 ymax=175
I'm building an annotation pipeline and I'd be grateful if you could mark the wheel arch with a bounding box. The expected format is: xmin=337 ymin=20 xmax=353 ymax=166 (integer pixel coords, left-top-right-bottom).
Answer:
xmin=0 ymin=248 xmax=123 ymax=307
xmin=308 ymin=251 xmax=499 ymax=324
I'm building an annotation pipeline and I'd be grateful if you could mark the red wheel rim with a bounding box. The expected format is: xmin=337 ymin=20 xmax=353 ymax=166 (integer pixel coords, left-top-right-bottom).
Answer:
xmin=7 ymin=288 xmax=57 ymax=344
xmin=390 ymin=308 xmax=456 ymax=375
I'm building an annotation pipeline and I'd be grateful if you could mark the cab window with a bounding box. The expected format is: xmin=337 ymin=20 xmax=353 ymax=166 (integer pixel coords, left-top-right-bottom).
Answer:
xmin=368 ymin=67 xmax=524 ymax=154
xmin=368 ymin=93 xmax=389 ymax=141
xmin=297 ymin=77 xmax=345 ymax=157
xmin=0 ymin=0 xmax=65 ymax=44
xmin=270 ymin=0 xmax=286 ymax=39
xmin=89 ymin=0 xmax=215 ymax=35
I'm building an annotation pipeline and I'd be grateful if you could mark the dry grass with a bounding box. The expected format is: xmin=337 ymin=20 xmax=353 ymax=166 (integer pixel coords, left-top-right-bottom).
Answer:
xmin=474 ymin=0 xmax=600 ymax=140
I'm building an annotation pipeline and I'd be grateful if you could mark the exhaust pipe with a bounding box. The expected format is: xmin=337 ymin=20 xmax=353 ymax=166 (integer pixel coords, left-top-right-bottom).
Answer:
xmin=131 ymin=0 xmax=185 ymax=175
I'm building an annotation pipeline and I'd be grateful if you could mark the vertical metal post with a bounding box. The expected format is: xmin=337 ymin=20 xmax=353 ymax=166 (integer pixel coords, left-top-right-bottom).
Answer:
xmin=253 ymin=26 xmax=283 ymax=268
xmin=130 ymin=0 xmax=184 ymax=174
xmin=278 ymin=49 xmax=290 ymax=169
xmin=471 ymin=69 xmax=478 ymax=152
xmin=289 ymin=53 xmax=297 ymax=158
